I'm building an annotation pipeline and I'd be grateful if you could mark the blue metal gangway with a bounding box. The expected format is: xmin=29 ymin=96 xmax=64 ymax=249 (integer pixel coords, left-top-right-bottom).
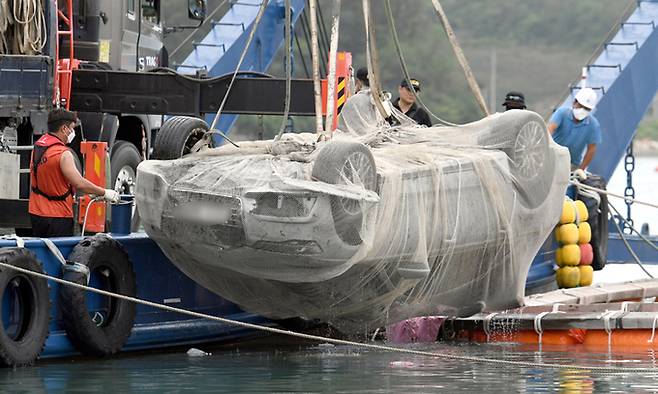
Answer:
xmin=555 ymin=0 xmax=658 ymax=181
xmin=176 ymin=0 xmax=306 ymax=139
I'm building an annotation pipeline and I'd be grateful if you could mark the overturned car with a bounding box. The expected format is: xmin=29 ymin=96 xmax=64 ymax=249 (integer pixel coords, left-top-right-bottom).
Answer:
xmin=136 ymin=110 xmax=569 ymax=332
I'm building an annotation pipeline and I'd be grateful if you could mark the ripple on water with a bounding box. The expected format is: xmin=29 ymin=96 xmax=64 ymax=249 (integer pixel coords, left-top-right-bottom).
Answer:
xmin=1 ymin=340 xmax=658 ymax=392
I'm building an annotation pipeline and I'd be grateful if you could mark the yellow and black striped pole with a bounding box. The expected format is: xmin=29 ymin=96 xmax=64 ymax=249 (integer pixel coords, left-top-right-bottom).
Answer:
xmin=336 ymin=77 xmax=346 ymax=115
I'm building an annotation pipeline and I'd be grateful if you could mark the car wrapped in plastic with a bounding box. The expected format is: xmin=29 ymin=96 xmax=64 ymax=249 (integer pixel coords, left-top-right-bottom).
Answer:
xmin=136 ymin=109 xmax=569 ymax=332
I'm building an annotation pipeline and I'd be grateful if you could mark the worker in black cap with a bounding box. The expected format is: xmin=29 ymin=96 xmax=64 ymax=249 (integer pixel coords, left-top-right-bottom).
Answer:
xmin=28 ymin=108 xmax=119 ymax=237
xmin=502 ymin=91 xmax=526 ymax=111
xmin=392 ymin=78 xmax=431 ymax=127
xmin=354 ymin=67 xmax=369 ymax=93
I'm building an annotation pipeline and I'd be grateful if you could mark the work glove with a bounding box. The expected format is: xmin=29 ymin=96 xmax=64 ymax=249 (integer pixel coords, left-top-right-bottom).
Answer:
xmin=102 ymin=189 xmax=120 ymax=204
xmin=573 ymin=169 xmax=588 ymax=181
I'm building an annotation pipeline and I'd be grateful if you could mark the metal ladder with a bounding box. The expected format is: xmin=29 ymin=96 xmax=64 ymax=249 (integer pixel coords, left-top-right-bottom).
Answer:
xmin=555 ymin=0 xmax=658 ymax=181
xmin=175 ymin=0 xmax=307 ymax=141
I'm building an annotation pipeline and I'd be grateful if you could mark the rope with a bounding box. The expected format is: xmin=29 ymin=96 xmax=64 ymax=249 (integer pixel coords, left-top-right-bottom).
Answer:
xmin=650 ymin=315 xmax=658 ymax=343
xmin=361 ymin=0 xmax=389 ymax=121
xmin=383 ymin=0 xmax=460 ymax=127
xmin=533 ymin=311 xmax=551 ymax=344
xmin=324 ymin=0 xmax=342 ymax=131
xmin=274 ymin=0 xmax=292 ymax=141
xmin=571 ymin=177 xmax=658 ymax=251
xmin=608 ymin=205 xmax=654 ymax=279
xmin=429 ymin=0 xmax=489 ymax=116
xmin=309 ymin=0 xmax=324 ymax=134
xmin=571 ymin=180 xmax=658 ymax=209
xmin=1 ymin=259 xmax=657 ymax=373
xmin=607 ymin=202 xmax=658 ymax=251
xmin=0 ymin=0 xmax=46 ymax=55
xmin=315 ymin=0 xmax=331 ymax=75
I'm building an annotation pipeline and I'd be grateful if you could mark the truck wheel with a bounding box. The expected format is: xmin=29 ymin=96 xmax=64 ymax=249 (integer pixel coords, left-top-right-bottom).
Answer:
xmin=152 ymin=116 xmax=208 ymax=159
xmin=480 ymin=111 xmax=555 ymax=209
xmin=110 ymin=141 xmax=141 ymax=195
xmin=59 ymin=235 xmax=136 ymax=356
xmin=312 ymin=141 xmax=377 ymax=246
xmin=0 ymin=248 xmax=50 ymax=367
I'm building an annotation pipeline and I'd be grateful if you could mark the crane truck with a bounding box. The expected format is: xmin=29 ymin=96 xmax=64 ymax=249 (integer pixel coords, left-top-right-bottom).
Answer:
xmin=0 ymin=0 xmax=320 ymax=232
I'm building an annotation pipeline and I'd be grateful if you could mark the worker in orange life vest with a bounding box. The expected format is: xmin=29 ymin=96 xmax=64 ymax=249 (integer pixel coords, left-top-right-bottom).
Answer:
xmin=28 ymin=109 xmax=119 ymax=237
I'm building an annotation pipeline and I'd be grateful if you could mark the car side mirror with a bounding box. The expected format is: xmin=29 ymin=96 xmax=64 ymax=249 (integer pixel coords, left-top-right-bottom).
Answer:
xmin=188 ymin=0 xmax=206 ymax=21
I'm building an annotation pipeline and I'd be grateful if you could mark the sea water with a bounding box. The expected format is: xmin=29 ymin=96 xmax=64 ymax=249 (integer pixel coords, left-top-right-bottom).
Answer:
xmin=2 ymin=338 xmax=658 ymax=393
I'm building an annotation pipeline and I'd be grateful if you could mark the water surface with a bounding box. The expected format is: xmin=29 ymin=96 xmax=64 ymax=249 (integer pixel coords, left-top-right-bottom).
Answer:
xmin=2 ymin=337 xmax=658 ymax=393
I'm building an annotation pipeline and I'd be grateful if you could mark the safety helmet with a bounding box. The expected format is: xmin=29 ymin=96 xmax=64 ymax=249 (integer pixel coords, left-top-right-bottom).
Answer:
xmin=574 ymin=88 xmax=597 ymax=110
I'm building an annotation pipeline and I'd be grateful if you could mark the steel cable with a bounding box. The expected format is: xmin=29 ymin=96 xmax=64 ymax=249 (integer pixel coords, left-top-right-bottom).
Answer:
xmin=169 ymin=0 xmax=230 ymax=59
xmin=275 ymin=0 xmax=292 ymax=141
xmin=608 ymin=205 xmax=654 ymax=278
xmin=207 ymin=0 xmax=269 ymax=147
xmin=607 ymin=201 xmax=658 ymax=252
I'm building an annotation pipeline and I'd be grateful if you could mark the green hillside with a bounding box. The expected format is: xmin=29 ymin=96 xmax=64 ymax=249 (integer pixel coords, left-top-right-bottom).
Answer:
xmin=179 ymin=1 xmax=639 ymax=140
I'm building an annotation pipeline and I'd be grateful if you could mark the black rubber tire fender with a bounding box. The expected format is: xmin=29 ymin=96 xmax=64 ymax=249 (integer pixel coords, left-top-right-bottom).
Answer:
xmin=152 ymin=116 xmax=208 ymax=159
xmin=0 ymin=248 xmax=50 ymax=367
xmin=110 ymin=141 xmax=142 ymax=195
xmin=577 ymin=174 xmax=609 ymax=271
xmin=58 ymin=235 xmax=136 ymax=356
xmin=311 ymin=141 xmax=377 ymax=246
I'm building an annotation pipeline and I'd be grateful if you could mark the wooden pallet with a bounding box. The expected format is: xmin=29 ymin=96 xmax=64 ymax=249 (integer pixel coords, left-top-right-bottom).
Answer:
xmin=523 ymin=279 xmax=658 ymax=306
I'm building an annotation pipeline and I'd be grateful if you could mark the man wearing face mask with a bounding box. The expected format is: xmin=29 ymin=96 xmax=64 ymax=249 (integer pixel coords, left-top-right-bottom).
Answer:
xmin=547 ymin=87 xmax=601 ymax=171
xmin=28 ymin=108 xmax=119 ymax=237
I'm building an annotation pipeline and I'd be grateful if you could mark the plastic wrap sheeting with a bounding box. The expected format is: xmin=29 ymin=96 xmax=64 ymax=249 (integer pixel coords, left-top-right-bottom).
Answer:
xmin=136 ymin=108 xmax=570 ymax=333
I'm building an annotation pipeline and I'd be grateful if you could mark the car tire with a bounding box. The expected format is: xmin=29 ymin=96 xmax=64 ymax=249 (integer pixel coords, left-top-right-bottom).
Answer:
xmin=481 ymin=110 xmax=555 ymax=209
xmin=312 ymin=141 xmax=377 ymax=246
xmin=152 ymin=116 xmax=208 ymax=159
xmin=0 ymin=248 xmax=50 ymax=367
xmin=110 ymin=141 xmax=141 ymax=195
xmin=59 ymin=235 xmax=136 ymax=356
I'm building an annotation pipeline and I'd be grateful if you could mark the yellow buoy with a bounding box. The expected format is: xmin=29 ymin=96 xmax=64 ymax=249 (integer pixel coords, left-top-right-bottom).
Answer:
xmin=556 ymin=266 xmax=581 ymax=288
xmin=555 ymin=247 xmax=563 ymax=266
xmin=574 ymin=200 xmax=589 ymax=223
xmin=559 ymin=244 xmax=581 ymax=266
xmin=578 ymin=222 xmax=592 ymax=244
xmin=557 ymin=223 xmax=579 ymax=245
xmin=579 ymin=265 xmax=594 ymax=286
xmin=560 ymin=200 xmax=576 ymax=224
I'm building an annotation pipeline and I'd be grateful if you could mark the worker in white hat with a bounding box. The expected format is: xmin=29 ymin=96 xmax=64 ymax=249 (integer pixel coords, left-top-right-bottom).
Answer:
xmin=547 ymin=87 xmax=602 ymax=170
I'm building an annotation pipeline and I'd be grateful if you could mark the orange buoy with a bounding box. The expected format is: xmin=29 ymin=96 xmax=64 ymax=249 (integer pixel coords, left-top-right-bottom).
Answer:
xmin=579 ymin=243 xmax=593 ymax=265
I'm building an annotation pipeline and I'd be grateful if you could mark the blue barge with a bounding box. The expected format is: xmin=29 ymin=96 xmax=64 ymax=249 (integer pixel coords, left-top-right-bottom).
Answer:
xmin=0 ymin=233 xmax=273 ymax=360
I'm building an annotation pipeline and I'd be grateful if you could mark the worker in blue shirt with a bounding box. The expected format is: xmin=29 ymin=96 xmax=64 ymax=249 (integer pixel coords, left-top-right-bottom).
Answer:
xmin=547 ymin=87 xmax=602 ymax=171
